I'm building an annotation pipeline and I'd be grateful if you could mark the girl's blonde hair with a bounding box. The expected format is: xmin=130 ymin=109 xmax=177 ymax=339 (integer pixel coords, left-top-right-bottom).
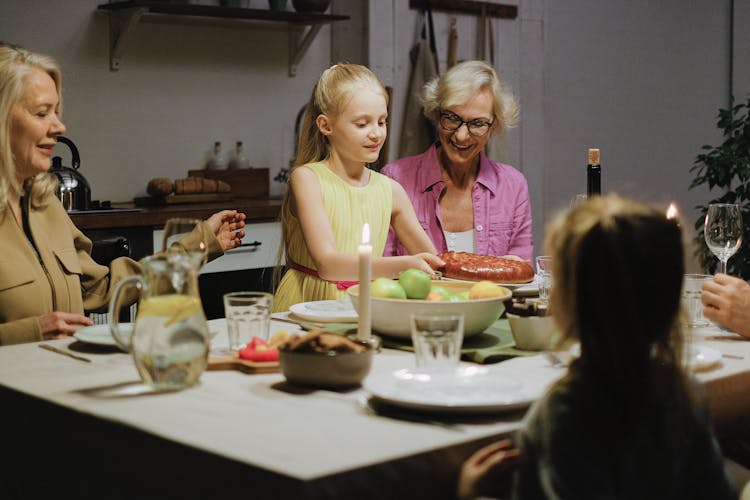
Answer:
xmin=0 ymin=42 xmax=61 ymax=211
xmin=546 ymin=194 xmax=689 ymax=429
xmin=422 ymin=60 xmax=518 ymax=135
xmin=274 ymin=64 xmax=388 ymax=290
xmin=294 ymin=63 xmax=388 ymax=167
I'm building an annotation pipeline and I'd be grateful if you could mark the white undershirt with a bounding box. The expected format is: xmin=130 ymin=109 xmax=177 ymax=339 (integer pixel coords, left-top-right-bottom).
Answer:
xmin=443 ymin=229 xmax=476 ymax=253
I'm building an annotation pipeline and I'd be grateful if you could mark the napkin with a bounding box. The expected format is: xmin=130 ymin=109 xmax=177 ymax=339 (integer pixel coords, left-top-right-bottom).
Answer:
xmin=295 ymin=319 xmax=539 ymax=365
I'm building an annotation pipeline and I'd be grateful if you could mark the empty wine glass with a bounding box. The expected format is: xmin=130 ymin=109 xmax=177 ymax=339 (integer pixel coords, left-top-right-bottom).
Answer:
xmin=704 ymin=203 xmax=743 ymax=274
xmin=162 ymin=218 xmax=208 ymax=268
xmin=570 ymin=194 xmax=588 ymax=208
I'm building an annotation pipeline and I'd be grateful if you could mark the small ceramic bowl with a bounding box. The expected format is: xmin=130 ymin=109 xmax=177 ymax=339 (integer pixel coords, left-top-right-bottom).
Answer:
xmin=507 ymin=313 xmax=558 ymax=351
xmin=279 ymin=340 xmax=376 ymax=388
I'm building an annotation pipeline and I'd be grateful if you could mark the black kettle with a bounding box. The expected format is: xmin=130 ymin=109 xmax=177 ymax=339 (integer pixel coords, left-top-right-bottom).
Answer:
xmin=50 ymin=136 xmax=91 ymax=211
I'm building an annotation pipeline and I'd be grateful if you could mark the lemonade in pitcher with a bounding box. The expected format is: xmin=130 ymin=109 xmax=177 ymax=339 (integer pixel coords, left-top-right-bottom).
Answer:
xmin=110 ymin=253 xmax=211 ymax=391
xmin=132 ymin=294 xmax=209 ymax=389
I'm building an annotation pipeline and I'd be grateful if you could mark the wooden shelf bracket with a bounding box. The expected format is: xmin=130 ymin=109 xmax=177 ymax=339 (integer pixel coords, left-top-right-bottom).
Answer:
xmin=108 ymin=7 xmax=147 ymax=71
xmin=288 ymin=23 xmax=323 ymax=77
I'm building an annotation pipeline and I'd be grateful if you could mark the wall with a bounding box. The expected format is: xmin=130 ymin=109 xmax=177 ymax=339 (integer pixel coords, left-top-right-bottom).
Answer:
xmin=373 ymin=1 xmax=745 ymax=267
xmin=0 ymin=0 xmax=336 ymax=201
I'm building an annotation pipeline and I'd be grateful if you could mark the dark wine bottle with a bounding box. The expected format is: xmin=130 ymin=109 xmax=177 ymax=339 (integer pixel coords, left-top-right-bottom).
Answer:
xmin=586 ymin=148 xmax=601 ymax=197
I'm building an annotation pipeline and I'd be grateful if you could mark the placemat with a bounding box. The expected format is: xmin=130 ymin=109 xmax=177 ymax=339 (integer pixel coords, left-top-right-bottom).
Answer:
xmin=294 ymin=319 xmax=540 ymax=365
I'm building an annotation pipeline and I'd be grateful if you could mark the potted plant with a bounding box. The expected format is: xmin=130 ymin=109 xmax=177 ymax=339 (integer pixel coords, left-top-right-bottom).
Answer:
xmin=689 ymin=95 xmax=750 ymax=278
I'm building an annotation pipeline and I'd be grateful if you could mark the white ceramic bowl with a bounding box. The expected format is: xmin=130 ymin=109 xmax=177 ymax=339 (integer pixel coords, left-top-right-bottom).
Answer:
xmin=347 ymin=280 xmax=511 ymax=339
xmin=507 ymin=313 xmax=558 ymax=351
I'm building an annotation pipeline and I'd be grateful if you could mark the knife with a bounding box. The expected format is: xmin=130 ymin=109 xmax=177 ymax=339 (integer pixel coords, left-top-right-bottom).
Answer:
xmin=39 ymin=344 xmax=92 ymax=363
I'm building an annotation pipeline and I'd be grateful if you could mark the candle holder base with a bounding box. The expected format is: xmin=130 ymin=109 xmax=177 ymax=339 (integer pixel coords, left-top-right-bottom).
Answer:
xmin=349 ymin=334 xmax=382 ymax=353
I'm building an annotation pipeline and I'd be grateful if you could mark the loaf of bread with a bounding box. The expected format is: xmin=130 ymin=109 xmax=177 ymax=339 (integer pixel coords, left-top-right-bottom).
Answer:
xmin=174 ymin=177 xmax=203 ymax=194
xmin=147 ymin=177 xmax=174 ymax=197
xmin=152 ymin=177 xmax=233 ymax=196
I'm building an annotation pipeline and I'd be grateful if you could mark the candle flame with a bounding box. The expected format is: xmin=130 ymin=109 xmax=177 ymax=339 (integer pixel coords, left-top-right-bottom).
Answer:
xmin=361 ymin=223 xmax=370 ymax=245
xmin=666 ymin=203 xmax=678 ymax=220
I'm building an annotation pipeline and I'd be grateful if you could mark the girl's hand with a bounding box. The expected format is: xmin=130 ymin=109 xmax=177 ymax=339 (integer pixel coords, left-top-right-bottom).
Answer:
xmin=458 ymin=439 xmax=521 ymax=500
xmin=206 ymin=210 xmax=247 ymax=251
xmin=409 ymin=252 xmax=445 ymax=275
xmin=38 ymin=312 xmax=93 ymax=340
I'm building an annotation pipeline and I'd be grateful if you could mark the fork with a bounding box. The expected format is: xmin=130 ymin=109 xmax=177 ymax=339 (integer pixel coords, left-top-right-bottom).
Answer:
xmin=542 ymin=351 xmax=566 ymax=369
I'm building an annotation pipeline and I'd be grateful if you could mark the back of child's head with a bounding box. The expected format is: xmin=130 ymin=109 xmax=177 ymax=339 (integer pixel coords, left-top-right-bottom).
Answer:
xmin=294 ymin=63 xmax=387 ymax=166
xmin=546 ymin=194 xmax=684 ymax=379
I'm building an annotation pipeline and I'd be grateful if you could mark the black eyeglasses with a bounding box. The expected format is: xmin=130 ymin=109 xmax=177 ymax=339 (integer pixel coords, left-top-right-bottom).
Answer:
xmin=438 ymin=111 xmax=495 ymax=137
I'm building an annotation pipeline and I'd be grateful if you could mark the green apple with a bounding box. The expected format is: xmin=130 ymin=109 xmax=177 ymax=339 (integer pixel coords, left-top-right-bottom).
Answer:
xmin=371 ymin=278 xmax=407 ymax=299
xmin=427 ymin=285 xmax=452 ymax=301
xmin=398 ymin=268 xmax=432 ymax=299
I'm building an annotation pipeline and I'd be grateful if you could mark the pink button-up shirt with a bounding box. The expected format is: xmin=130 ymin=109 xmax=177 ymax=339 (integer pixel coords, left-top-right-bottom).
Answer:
xmin=382 ymin=144 xmax=533 ymax=260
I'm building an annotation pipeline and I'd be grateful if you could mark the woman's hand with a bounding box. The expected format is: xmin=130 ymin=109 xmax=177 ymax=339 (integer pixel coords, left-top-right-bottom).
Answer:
xmin=206 ymin=210 xmax=246 ymax=251
xmin=38 ymin=312 xmax=93 ymax=340
xmin=702 ymin=274 xmax=750 ymax=336
xmin=458 ymin=439 xmax=521 ymax=500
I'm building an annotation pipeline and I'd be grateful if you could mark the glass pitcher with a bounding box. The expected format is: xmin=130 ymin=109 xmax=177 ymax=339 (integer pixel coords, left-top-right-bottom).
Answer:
xmin=109 ymin=253 xmax=209 ymax=391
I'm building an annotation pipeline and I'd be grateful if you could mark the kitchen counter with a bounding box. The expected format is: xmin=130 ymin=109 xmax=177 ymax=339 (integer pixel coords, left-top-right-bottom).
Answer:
xmin=70 ymin=197 xmax=282 ymax=230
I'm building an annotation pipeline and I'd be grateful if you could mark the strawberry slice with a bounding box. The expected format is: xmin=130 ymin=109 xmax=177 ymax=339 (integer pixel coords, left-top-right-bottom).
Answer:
xmin=249 ymin=336 xmax=269 ymax=349
xmin=238 ymin=347 xmax=278 ymax=363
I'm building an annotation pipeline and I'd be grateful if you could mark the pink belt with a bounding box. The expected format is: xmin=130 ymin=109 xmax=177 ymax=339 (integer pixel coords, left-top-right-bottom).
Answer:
xmin=287 ymin=260 xmax=358 ymax=291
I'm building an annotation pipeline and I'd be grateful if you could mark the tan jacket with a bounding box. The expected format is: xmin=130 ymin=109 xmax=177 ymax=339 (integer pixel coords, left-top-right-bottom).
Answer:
xmin=0 ymin=193 xmax=221 ymax=345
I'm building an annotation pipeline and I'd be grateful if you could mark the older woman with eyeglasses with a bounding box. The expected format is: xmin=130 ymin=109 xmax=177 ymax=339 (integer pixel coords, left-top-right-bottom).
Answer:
xmin=382 ymin=60 xmax=533 ymax=260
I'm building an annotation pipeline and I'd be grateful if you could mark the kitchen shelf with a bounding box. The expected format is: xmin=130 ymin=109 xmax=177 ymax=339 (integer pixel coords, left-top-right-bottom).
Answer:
xmin=97 ymin=1 xmax=350 ymax=75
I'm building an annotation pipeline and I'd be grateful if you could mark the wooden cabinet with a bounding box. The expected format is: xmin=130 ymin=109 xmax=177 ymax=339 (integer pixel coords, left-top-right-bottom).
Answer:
xmin=72 ymin=199 xmax=284 ymax=319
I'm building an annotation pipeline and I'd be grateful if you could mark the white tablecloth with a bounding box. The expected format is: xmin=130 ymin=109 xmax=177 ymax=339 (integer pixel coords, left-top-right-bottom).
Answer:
xmin=1 ymin=319 xmax=748 ymax=498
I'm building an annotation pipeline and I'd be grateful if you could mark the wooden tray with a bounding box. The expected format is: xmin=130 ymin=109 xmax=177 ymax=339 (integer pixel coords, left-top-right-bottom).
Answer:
xmin=207 ymin=355 xmax=279 ymax=374
xmin=134 ymin=193 xmax=234 ymax=206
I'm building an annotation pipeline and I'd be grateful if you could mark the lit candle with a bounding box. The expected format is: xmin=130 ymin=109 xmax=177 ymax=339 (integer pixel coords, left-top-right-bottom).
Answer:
xmin=666 ymin=202 xmax=680 ymax=227
xmin=357 ymin=223 xmax=372 ymax=341
xmin=666 ymin=203 xmax=678 ymax=220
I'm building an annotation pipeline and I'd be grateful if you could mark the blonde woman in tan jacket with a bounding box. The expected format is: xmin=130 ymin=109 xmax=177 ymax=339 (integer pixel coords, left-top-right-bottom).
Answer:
xmin=0 ymin=43 xmax=246 ymax=345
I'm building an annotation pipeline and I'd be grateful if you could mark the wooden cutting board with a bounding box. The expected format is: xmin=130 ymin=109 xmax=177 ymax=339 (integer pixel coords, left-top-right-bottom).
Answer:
xmin=207 ymin=355 xmax=279 ymax=374
xmin=134 ymin=193 xmax=234 ymax=206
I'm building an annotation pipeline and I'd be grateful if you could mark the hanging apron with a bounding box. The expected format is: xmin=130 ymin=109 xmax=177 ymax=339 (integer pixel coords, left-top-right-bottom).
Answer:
xmin=398 ymin=5 xmax=439 ymax=159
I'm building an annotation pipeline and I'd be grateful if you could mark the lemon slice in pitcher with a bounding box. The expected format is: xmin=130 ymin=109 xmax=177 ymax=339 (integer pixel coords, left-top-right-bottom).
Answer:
xmin=138 ymin=294 xmax=203 ymax=327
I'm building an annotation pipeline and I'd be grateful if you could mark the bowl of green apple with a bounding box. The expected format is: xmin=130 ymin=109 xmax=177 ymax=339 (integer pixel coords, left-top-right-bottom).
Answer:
xmin=347 ymin=269 xmax=511 ymax=339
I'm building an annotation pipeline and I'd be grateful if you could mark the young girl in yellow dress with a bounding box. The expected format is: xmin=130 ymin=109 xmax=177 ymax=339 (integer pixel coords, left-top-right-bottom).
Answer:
xmin=273 ymin=64 xmax=443 ymax=313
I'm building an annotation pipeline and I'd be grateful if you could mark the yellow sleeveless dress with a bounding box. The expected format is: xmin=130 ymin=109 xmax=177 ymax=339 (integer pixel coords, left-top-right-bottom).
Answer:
xmin=273 ymin=163 xmax=392 ymax=313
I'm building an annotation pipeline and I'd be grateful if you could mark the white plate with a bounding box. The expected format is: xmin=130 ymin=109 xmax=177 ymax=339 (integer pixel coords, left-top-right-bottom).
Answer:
xmin=74 ymin=324 xmax=132 ymax=348
xmin=568 ymin=343 xmax=721 ymax=372
xmin=364 ymin=366 xmax=540 ymax=413
xmin=289 ymin=300 xmax=358 ymax=323
xmin=688 ymin=344 xmax=722 ymax=371
xmin=442 ymin=275 xmax=539 ymax=295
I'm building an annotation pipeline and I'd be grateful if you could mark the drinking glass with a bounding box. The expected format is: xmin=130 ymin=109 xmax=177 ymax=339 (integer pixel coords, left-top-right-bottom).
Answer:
xmin=223 ymin=292 xmax=273 ymax=352
xmin=162 ymin=217 xmax=208 ymax=268
xmin=410 ymin=312 xmax=464 ymax=372
xmin=704 ymin=203 xmax=743 ymax=274
xmin=536 ymin=256 xmax=552 ymax=303
xmin=681 ymin=274 xmax=712 ymax=328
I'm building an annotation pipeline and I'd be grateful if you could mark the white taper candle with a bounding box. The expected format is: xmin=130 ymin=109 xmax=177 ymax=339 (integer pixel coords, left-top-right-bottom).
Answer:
xmin=357 ymin=223 xmax=372 ymax=341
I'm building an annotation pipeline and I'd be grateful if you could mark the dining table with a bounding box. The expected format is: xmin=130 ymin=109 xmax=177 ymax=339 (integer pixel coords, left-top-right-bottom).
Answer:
xmin=1 ymin=317 xmax=750 ymax=499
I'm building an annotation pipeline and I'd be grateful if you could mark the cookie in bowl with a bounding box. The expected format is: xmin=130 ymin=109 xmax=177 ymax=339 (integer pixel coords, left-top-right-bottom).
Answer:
xmin=278 ymin=330 xmax=378 ymax=388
